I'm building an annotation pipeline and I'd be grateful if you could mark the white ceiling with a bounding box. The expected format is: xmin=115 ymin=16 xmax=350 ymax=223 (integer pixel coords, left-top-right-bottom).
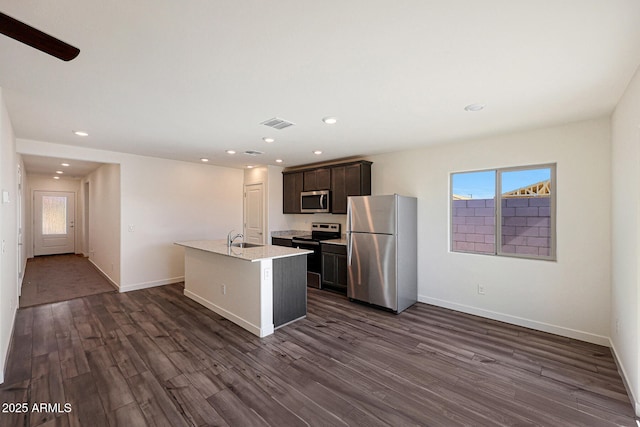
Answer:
xmin=2 ymin=1 xmax=640 ymax=171
xmin=21 ymin=155 xmax=104 ymax=179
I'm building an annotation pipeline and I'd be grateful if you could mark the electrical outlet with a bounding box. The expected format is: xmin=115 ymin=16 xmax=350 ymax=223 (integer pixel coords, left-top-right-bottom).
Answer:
xmin=128 ymin=224 xmax=135 ymax=232
xmin=615 ymin=318 xmax=620 ymax=334
xmin=477 ymin=284 xmax=485 ymax=295
xmin=221 ymin=284 xmax=226 ymax=295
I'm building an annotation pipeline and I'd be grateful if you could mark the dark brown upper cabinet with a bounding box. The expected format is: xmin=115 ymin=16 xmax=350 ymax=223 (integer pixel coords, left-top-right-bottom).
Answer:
xmin=331 ymin=161 xmax=372 ymax=214
xmin=303 ymin=168 xmax=331 ymax=191
xmin=282 ymin=160 xmax=371 ymax=214
xmin=282 ymin=171 xmax=304 ymax=213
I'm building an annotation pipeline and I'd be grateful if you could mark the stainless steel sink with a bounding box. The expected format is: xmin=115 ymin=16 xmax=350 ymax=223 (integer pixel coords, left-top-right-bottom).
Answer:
xmin=232 ymin=242 xmax=263 ymax=248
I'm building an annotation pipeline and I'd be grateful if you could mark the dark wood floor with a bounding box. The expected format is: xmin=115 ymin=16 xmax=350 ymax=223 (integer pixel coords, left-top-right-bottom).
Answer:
xmin=1 ymin=283 xmax=636 ymax=426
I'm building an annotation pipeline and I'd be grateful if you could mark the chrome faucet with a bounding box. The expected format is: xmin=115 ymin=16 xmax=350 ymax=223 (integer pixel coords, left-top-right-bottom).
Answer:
xmin=227 ymin=230 xmax=243 ymax=247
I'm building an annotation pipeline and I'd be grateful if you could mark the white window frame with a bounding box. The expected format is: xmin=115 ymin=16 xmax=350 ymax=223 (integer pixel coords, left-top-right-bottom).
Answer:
xmin=450 ymin=163 xmax=556 ymax=261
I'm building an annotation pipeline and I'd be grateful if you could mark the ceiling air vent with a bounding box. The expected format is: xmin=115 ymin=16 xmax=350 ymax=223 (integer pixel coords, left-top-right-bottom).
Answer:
xmin=244 ymin=150 xmax=263 ymax=156
xmin=260 ymin=117 xmax=295 ymax=130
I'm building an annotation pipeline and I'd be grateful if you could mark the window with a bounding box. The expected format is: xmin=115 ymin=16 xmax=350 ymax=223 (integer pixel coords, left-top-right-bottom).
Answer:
xmin=451 ymin=164 xmax=555 ymax=260
xmin=42 ymin=196 xmax=67 ymax=235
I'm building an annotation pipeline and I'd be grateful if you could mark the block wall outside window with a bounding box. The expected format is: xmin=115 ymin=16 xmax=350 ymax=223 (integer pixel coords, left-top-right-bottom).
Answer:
xmin=501 ymin=197 xmax=551 ymax=257
xmin=452 ymin=198 xmax=495 ymax=254
xmin=450 ymin=164 xmax=555 ymax=261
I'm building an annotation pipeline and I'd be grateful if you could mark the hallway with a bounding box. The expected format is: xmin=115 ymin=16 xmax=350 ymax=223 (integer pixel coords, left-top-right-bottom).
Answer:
xmin=20 ymin=255 xmax=116 ymax=308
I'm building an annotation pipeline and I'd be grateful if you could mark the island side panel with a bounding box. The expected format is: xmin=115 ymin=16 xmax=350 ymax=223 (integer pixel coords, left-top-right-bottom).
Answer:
xmin=273 ymin=255 xmax=307 ymax=328
xmin=182 ymin=247 xmax=274 ymax=337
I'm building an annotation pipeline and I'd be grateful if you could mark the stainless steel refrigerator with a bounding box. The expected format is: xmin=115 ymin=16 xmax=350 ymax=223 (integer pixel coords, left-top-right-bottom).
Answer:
xmin=346 ymin=194 xmax=417 ymax=313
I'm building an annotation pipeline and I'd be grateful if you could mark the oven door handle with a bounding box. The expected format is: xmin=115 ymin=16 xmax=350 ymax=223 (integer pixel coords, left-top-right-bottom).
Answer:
xmin=292 ymin=239 xmax=320 ymax=247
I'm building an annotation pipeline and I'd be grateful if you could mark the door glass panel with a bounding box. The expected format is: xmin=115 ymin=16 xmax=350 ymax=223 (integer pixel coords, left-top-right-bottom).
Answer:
xmin=42 ymin=196 xmax=67 ymax=235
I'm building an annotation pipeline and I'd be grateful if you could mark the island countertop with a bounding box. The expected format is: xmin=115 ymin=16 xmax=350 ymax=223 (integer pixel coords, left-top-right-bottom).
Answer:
xmin=175 ymin=240 xmax=312 ymax=262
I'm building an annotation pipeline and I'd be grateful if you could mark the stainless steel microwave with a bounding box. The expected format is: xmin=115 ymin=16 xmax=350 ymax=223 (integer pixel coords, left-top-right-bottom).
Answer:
xmin=301 ymin=190 xmax=330 ymax=213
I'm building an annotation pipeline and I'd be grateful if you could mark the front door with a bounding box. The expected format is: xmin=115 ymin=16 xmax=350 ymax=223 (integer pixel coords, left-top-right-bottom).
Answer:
xmin=244 ymin=183 xmax=264 ymax=244
xmin=34 ymin=191 xmax=76 ymax=256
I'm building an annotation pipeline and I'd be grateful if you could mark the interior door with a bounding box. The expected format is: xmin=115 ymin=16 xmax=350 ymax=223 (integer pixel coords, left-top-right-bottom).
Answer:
xmin=34 ymin=191 xmax=76 ymax=256
xmin=244 ymin=183 xmax=264 ymax=244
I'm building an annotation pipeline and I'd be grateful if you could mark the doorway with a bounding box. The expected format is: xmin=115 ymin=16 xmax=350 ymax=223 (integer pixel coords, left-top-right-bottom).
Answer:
xmin=33 ymin=190 xmax=76 ymax=256
xmin=243 ymin=183 xmax=264 ymax=244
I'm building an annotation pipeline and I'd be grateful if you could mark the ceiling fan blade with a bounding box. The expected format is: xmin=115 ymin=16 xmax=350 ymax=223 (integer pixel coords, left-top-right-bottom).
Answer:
xmin=0 ymin=12 xmax=79 ymax=61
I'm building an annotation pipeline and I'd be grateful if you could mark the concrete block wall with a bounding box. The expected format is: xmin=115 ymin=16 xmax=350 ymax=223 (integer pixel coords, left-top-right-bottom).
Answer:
xmin=452 ymin=199 xmax=495 ymax=254
xmin=452 ymin=197 xmax=551 ymax=256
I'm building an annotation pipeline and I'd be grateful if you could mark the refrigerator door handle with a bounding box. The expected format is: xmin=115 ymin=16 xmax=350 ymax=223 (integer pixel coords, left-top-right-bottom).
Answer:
xmin=347 ymin=233 xmax=353 ymax=265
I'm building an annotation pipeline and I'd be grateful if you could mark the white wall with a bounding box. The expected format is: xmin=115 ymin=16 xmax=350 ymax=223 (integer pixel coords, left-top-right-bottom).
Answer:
xmin=0 ymin=90 xmax=21 ymax=384
xmin=16 ymin=139 xmax=244 ymax=292
xmin=611 ymin=64 xmax=640 ymax=416
xmin=85 ymin=164 xmax=120 ymax=286
xmin=25 ymin=175 xmax=82 ymax=258
xmin=267 ymin=166 xmax=288 ymax=234
xmin=367 ymin=117 xmax=612 ymax=345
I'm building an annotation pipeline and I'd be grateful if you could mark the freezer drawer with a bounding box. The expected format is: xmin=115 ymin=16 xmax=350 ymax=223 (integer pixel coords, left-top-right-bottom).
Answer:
xmin=347 ymin=233 xmax=397 ymax=311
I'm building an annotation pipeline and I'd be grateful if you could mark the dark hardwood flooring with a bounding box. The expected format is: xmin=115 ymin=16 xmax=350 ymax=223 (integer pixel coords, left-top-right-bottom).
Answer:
xmin=1 ymin=283 xmax=636 ymax=426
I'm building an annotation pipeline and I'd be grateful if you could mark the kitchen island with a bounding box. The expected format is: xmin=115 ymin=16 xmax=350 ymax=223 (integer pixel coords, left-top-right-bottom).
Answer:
xmin=175 ymin=240 xmax=311 ymax=337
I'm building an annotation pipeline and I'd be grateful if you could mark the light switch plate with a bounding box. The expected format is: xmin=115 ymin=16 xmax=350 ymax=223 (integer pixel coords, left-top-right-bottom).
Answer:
xmin=2 ymin=190 xmax=9 ymax=204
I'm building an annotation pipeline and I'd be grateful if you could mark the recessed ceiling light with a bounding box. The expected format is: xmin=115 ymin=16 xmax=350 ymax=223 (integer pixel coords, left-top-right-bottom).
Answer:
xmin=263 ymin=137 xmax=275 ymax=143
xmin=53 ymin=176 xmax=60 ymax=180
xmin=322 ymin=117 xmax=338 ymax=124
xmin=61 ymin=163 xmax=70 ymax=167
xmin=464 ymin=103 xmax=485 ymax=112
xmin=313 ymin=150 xmax=322 ymax=155
xmin=200 ymin=158 xmax=209 ymax=162
xmin=56 ymin=170 xmax=64 ymax=174
xmin=275 ymin=159 xmax=283 ymax=163
xmin=246 ymin=165 xmax=254 ymax=169
xmin=225 ymin=150 xmax=236 ymax=155
xmin=73 ymin=131 xmax=89 ymax=137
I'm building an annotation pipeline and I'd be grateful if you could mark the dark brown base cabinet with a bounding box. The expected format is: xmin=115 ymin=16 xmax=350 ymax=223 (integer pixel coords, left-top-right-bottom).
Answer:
xmin=321 ymin=244 xmax=348 ymax=294
xmin=271 ymin=237 xmax=293 ymax=247
xmin=283 ymin=160 xmax=372 ymax=214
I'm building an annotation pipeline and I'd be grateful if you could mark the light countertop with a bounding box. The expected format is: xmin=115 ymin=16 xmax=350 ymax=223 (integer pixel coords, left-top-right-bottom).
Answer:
xmin=270 ymin=230 xmax=307 ymax=240
xmin=175 ymin=240 xmax=312 ymax=262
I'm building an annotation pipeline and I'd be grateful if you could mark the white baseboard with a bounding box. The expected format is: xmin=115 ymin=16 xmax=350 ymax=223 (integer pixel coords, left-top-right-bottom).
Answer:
xmin=184 ymin=289 xmax=274 ymax=338
xmin=609 ymin=340 xmax=640 ymax=418
xmin=0 ymin=302 xmax=18 ymax=384
xmin=88 ymin=259 xmax=119 ymax=290
xmin=119 ymin=276 xmax=184 ymax=293
xmin=419 ymin=295 xmax=610 ymax=347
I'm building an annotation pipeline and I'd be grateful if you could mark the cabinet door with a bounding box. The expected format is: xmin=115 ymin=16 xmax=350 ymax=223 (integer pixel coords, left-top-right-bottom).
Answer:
xmin=335 ymin=253 xmax=348 ymax=291
xmin=345 ymin=164 xmax=364 ymax=196
xmin=283 ymin=172 xmax=303 ymax=213
xmin=303 ymin=168 xmax=331 ymax=191
xmin=321 ymin=252 xmax=336 ymax=287
xmin=332 ymin=162 xmax=372 ymax=214
xmin=331 ymin=167 xmax=347 ymax=214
